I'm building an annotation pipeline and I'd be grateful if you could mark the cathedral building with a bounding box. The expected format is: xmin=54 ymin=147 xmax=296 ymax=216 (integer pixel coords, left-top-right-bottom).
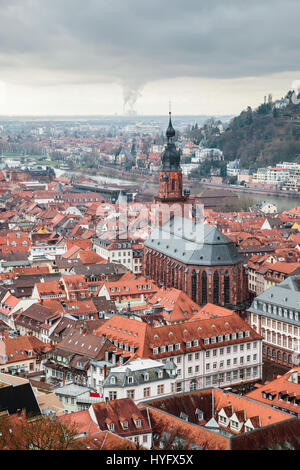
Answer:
xmin=143 ymin=114 xmax=249 ymax=311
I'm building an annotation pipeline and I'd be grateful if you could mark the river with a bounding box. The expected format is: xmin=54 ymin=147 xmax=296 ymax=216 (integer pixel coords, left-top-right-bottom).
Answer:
xmin=237 ymin=192 xmax=300 ymax=211
xmin=55 ymin=168 xmax=300 ymax=211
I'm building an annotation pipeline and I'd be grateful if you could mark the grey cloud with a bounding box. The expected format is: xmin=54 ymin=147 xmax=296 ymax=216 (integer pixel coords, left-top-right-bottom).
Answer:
xmin=0 ymin=0 xmax=300 ymax=110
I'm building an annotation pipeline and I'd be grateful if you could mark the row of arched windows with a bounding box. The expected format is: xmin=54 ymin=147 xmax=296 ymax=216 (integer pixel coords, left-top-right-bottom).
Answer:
xmin=191 ymin=270 xmax=230 ymax=305
xmin=265 ymin=347 xmax=293 ymax=364
xmin=146 ymin=253 xmax=234 ymax=306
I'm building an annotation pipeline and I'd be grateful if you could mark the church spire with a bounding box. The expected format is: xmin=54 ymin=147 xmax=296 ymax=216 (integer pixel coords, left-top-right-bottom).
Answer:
xmin=166 ymin=111 xmax=176 ymax=142
xmin=161 ymin=111 xmax=180 ymax=171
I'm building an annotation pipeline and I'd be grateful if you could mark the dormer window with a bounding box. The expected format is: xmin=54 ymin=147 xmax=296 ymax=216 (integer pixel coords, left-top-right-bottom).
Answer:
xmin=195 ymin=409 xmax=204 ymax=421
xmin=204 ymin=338 xmax=209 ymax=345
xmin=245 ymin=331 xmax=250 ymax=337
xmin=160 ymin=346 xmax=166 ymax=353
xmin=180 ymin=412 xmax=188 ymax=422
xmin=238 ymin=332 xmax=243 ymax=339
xmin=168 ymin=345 xmax=173 ymax=352
xmin=144 ymin=373 xmax=149 ymax=381
xmin=230 ymin=420 xmax=239 ymax=429
xmin=211 ymin=337 xmax=216 ymax=344
xmin=121 ymin=421 xmax=128 ymax=429
xmin=108 ymin=423 xmax=115 ymax=432
xmin=175 ymin=343 xmax=181 ymax=350
xmin=218 ymin=336 xmax=223 ymax=342
xmin=128 ymin=376 xmax=134 ymax=383
xmin=193 ymin=340 xmax=199 ymax=347
xmin=158 ymin=370 xmax=163 ymax=379
xmin=110 ymin=376 xmax=116 ymax=384
xmin=134 ymin=419 xmax=142 ymax=428
xmin=153 ymin=348 xmax=158 ymax=355
xmin=186 ymin=341 xmax=192 ymax=348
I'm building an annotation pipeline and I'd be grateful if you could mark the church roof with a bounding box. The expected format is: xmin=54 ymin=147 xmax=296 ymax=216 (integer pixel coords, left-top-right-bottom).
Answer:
xmin=144 ymin=216 xmax=243 ymax=266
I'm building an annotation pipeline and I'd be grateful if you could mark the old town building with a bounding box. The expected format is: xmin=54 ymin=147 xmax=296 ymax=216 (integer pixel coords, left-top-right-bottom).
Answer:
xmin=248 ymin=275 xmax=300 ymax=367
xmin=95 ymin=310 xmax=263 ymax=394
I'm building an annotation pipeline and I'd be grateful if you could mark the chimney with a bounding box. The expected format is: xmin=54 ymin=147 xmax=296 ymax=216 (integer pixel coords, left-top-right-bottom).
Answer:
xmin=104 ymin=365 xmax=107 ymax=378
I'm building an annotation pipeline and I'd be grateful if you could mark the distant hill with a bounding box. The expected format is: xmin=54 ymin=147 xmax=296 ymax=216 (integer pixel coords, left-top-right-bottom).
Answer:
xmin=207 ymin=90 xmax=300 ymax=169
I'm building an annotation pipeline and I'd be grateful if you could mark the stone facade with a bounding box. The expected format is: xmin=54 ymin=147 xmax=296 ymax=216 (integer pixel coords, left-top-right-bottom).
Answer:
xmin=143 ymin=250 xmax=248 ymax=309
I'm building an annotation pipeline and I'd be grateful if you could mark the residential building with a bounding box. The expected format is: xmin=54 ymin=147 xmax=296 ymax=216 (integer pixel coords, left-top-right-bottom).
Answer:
xmin=89 ymin=397 xmax=153 ymax=449
xmin=246 ymin=367 xmax=300 ymax=419
xmin=102 ymin=358 xmax=177 ymax=403
xmin=248 ymin=275 xmax=300 ymax=367
xmin=95 ymin=310 xmax=263 ymax=393
xmin=0 ymin=333 xmax=50 ymax=374
xmin=53 ymin=383 xmax=102 ymax=413
xmin=141 ymin=388 xmax=300 ymax=450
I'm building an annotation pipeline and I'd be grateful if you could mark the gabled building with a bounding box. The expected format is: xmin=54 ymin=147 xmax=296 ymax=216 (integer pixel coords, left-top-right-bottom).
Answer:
xmin=44 ymin=328 xmax=111 ymax=388
xmin=0 ymin=333 xmax=51 ymax=374
xmin=246 ymin=367 xmax=300 ymax=419
xmin=14 ymin=303 xmax=61 ymax=343
xmin=98 ymin=276 xmax=159 ymax=310
xmin=141 ymin=388 xmax=300 ymax=450
xmin=89 ymin=398 xmax=152 ymax=449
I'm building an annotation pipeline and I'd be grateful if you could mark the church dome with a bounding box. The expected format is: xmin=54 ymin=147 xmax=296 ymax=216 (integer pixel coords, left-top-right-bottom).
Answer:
xmin=160 ymin=112 xmax=181 ymax=171
xmin=166 ymin=112 xmax=176 ymax=140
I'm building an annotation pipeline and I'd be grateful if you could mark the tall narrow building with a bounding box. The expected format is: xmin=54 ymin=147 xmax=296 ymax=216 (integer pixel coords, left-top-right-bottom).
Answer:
xmin=155 ymin=112 xmax=189 ymax=204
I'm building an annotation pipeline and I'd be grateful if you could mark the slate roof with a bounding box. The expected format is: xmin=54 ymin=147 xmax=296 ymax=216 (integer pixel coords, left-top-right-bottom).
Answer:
xmin=103 ymin=358 xmax=176 ymax=388
xmin=0 ymin=382 xmax=41 ymax=417
xmin=248 ymin=275 xmax=300 ymax=317
xmin=144 ymin=216 xmax=242 ymax=266
xmin=53 ymin=383 xmax=91 ymax=397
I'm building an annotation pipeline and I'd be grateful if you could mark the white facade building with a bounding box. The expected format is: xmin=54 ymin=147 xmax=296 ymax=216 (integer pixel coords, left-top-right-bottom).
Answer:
xmin=102 ymin=358 xmax=177 ymax=403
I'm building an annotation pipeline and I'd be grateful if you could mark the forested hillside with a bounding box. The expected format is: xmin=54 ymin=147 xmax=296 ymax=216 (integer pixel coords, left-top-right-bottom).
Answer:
xmin=206 ymin=91 xmax=300 ymax=169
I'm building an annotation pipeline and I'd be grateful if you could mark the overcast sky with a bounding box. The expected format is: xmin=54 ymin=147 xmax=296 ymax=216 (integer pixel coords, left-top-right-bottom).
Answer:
xmin=0 ymin=0 xmax=300 ymax=116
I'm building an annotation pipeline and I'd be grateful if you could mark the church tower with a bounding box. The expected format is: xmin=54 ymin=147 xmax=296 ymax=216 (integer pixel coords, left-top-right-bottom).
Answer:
xmin=155 ymin=112 xmax=189 ymax=204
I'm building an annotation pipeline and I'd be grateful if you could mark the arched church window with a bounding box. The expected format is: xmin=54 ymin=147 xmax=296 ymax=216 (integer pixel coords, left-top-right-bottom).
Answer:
xmin=224 ymin=274 xmax=230 ymax=305
xmin=191 ymin=270 xmax=197 ymax=302
xmin=213 ymin=271 xmax=219 ymax=304
xmin=201 ymin=271 xmax=207 ymax=305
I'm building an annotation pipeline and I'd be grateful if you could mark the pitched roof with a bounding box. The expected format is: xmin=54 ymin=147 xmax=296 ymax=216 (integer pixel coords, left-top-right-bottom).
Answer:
xmin=91 ymin=398 xmax=151 ymax=437
xmin=0 ymin=382 xmax=41 ymax=417
xmin=144 ymin=216 xmax=243 ymax=266
xmin=94 ymin=312 xmax=261 ymax=360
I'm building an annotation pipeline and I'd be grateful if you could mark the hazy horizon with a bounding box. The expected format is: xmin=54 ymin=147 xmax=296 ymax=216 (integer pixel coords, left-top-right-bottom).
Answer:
xmin=0 ymin=1 xmax=300 ymax=115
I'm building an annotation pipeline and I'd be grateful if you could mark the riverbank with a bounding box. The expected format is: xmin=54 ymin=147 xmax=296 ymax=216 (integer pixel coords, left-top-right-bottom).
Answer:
xmin=200 ymin=181 xmax=300 ymax=198
xmin=56 ymin=166 xmax=300 ymax=211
